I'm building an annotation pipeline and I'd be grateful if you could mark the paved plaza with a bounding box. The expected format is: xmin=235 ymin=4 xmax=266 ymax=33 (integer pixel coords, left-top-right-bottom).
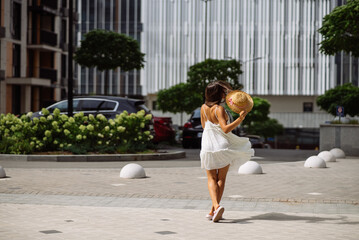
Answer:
xmin=0 ymin=148 xmax=358 ymax=239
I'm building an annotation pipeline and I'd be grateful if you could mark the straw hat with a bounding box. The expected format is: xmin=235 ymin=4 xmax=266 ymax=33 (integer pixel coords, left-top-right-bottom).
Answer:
xmin=226 ymin=90 xmax=254 ymax=113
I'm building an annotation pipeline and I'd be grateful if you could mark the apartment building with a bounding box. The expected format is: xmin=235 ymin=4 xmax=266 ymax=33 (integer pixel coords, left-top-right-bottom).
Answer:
xmin=0 ymin=0 xmax=75 ymax=115
xmin=76 ymin=0 xmax=142 ymax=98
xmin=141 ymin=0 xmax=358 ymax=129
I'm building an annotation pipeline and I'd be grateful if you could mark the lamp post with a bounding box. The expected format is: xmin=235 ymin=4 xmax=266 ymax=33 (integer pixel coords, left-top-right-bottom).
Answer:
xmin=68 ymin=0 xmax=74 ymax=116
xmin=201 ymin=0 xmax=211 ymax=60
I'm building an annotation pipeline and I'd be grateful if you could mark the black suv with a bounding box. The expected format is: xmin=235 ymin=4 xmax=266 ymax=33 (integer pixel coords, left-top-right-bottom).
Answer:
xmin=182 ymin=107 xmax=258 ymax=149
xmin=32 ymin=96 xmax=151 ymax=119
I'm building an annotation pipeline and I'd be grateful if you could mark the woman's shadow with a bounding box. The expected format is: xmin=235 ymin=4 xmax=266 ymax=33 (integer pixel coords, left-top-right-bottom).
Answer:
xmin=220 ymin=212 xmax=357 ymax=225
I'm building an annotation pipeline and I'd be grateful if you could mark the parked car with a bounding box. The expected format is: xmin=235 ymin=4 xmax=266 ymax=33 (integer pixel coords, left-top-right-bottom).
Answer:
xmin=31 ymin=95 xmax=158 ymax=139
xmin=246 ymin=135 xmax=265 ymax=148
xmin=32 ymin=96 xmax=151 ymax=119
xmin=182 ymin=108 xmax=203 ymax=148
xmin=153 ymin=116 xmax=176 ymax=143
xmin=182 ymin=107 xmax=266 ymax=149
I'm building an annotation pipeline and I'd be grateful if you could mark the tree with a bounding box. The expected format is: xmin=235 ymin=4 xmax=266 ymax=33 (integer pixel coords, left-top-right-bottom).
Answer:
xmin=225 ymin=97 xmax=284 ymax=139
xmin=156 ymin=59 xmax=243 ymax=115
xmin=316 ymin=83 xmax=359 ymax=117
xmin=187 ymin=59 xmax=243 ymax=98
xmin=318 ymin=0 xmax=359 ymax=57
xmin=157 ymin=83 xmax=202 ymax=114
xmin=74 ymin=30 xmax=145 ymax=94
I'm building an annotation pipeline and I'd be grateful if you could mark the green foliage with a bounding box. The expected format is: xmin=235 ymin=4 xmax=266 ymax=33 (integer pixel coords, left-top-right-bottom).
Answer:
xmin=0 ymin=109 xmax=153 ymax=154
xmin=157 ymin=59 xmax=243 ymax=114
xmin=157 ymin=83 xmax=203 ymax=114
xmin=246 ymin=118 xmax=284 ymax=140
xmin=74 ymin=29 xmax=145 ymax=71
xmin=316 ymin=83 xmax=359 ymax=117
xmin=230 ymin=97 xmax=284 ymax=139
xmin=242 ymin=97 xmax=271 ymax=124
xmin=187 ymin=59 xmax=243 ymax=97
xmin=318 ymin=0 xmax=359 ymax=57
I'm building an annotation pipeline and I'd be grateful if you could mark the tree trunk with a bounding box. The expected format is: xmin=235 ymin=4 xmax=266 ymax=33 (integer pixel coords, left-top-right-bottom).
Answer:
xmin=104 ymin=70 xmax=109 ymax=95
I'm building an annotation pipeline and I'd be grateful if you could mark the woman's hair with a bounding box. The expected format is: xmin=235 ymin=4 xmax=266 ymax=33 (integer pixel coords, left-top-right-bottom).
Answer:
xmin=205 ymin=81 xmax=233 ymax=107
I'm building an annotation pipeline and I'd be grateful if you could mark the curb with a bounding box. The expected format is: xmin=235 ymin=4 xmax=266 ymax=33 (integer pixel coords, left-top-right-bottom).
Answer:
xmin=0 ymin=150 xmax=186 ymax=162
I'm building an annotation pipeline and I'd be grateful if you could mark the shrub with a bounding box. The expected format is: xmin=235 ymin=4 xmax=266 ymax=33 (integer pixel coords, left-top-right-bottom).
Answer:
xmin=0 ymin=109 xmax=153 ymax=154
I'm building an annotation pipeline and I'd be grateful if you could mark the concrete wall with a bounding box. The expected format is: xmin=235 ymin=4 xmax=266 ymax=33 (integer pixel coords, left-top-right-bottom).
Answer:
xmin=320 ymin=124 xmax=359 ymax=156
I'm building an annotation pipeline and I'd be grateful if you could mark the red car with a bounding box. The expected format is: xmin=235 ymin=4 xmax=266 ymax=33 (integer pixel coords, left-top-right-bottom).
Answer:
xmin=153 ymin=116 xmax=176 ymax=143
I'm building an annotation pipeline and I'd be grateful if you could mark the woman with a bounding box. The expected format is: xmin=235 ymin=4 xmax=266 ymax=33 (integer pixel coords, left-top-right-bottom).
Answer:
xmin=200 ymin=81 xmax=254 ymax=222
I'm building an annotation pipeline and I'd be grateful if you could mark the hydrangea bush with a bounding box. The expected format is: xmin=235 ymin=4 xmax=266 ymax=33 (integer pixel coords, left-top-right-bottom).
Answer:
xmin=0 ymin=108 xmax=153 ymax=154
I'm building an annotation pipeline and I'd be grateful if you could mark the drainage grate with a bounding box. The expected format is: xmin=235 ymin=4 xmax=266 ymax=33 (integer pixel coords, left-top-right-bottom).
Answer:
xmin=155 ymin=231 xmax=177 ymax=235
xmin=40 ymin=230 xmax=62 ymax=234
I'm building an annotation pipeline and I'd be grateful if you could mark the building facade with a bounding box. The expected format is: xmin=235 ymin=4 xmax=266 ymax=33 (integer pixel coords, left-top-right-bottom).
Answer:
xmin=0 ymin=0 xmax=76 ymax=115
xmin=76 ymin=0 xmax=143 ymax=98
xmin=141 ymin=0 xmax=358 ymax=127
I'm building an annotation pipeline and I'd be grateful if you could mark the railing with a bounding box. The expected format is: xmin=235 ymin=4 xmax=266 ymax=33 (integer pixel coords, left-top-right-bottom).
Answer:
xmin=40 ymin=68 xmax=58 ymax=83
xmin=29 ymin=29 xmax=58 ymax=46
xmin=41 ymin=0 xmax=58 ymax=10
xmin=40 ymin=30 xmax=57 ymax=46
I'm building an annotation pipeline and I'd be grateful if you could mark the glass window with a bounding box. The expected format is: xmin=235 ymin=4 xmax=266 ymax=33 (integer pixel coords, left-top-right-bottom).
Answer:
xmin=47 ymin=100 xmax=80 ymax=113
xmin=192 ymin=109 xmax=201 ymax=119
xmin=79 ymin=99 xmax=103 ymax=111
xmin=136 ymin=104 xmax=150 ymax=113
xmin=117 ymin=100 xmax=136 ymax=112
xmin=12 ymin=44 xmax=20 ymax=77
xmin=303 ymin=102 xmax=313 ymax=112
xmin=11 ymin=1 xmax=21 ymax=40
xmin=99 ymin=101 xmax=116 ymax=111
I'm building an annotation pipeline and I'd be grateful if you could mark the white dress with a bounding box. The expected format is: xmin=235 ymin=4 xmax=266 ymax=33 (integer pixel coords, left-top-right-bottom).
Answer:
xmin=200 ymin=106 xmax=254 ymax=171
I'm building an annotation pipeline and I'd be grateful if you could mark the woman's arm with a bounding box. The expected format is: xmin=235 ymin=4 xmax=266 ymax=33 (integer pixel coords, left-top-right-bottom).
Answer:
xmin=217 ymin=106 xmax=247 ymax=134
xmin=200 ymin=105 xmax=206 ymax=129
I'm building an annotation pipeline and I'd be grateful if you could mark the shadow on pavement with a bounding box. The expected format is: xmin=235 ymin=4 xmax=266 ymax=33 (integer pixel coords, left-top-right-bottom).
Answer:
xmin=221 ymin=212 xmax=350 ymax=224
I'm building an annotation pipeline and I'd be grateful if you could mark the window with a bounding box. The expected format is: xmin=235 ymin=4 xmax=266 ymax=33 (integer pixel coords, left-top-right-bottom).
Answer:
xmin=47 ymin=100 xmax=80 ymax=113
xmin=99 ymin=101 xmax=117 ymax=111
xmin=79 ymin=99 xmax=102 ymax=111
xmin=11 ymin=1 xmax=21 ymax=40
xmin=303 ymin=102 xmax=313 ymax=112
xmin=12 ymin=44 xmax=20 ymax=77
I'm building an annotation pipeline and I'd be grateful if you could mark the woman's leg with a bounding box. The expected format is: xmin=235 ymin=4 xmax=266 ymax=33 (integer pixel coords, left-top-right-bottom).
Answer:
xmin=206 ymin=169 xmax=220 ymax=213
xmin=206 ymin=165 xmax=230 ymax=215
xmin=217 ymin=165 xmax=230 ymax=205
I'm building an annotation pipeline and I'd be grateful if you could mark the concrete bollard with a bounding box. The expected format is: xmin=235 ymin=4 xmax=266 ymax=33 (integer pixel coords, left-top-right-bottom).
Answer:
xmin=329 ymin=148 xmax=346 ymax=159
xmin=120 ymin=163 xmax=146 ymax=179
xmin=0 ymin=166 xmax=6 ymax=178
xmin=304 ymin=156 xmax=327 ymax=168
xmin=238 ymin=161 xmax=263 ymax=174
xmin=318 ymin=151 xmax=336 ymax=162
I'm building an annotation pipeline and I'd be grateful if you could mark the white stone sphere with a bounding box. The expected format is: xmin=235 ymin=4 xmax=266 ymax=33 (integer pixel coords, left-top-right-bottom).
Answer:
xmin=0 ymin=166 xmax=6 ymax=178
xmin=120 ymin=163 xmax=146 ymax=179
xmin=329 ymin=148 xmax=346 ymax=159
xmin=318 ymin=151 xmax=336 ymax=162
xmin=238 ymin=161 xmax=263 ymax=174
xmin=304 ymin=156 xmax=327 ymax=168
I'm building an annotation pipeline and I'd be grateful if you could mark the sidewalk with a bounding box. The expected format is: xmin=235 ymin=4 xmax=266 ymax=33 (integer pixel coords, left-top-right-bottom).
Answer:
xmin=0 ymin=155 xmax=358 ymax=239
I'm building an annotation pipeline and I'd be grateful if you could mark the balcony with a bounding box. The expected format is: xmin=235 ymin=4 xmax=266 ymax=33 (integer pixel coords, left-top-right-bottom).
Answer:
xmin=40 ymin=68 xmax=58 ymax=83
xmin=40 ymin=30 xmax=57 ymax=46
xmin=29 ymin=0 xmax=58 ymax=15
xmin=42 ymin=0 xmax=58 ymax=10
xmin=29 ymin=29 xmax=58 ymax=47
xmin=0 ymin=70 xmax=5 ymax=81
xmin=0 ymin=27 xmax=5 ymax=38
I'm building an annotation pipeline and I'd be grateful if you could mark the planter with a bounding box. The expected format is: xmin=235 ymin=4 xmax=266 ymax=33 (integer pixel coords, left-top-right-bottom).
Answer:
xmin=320 ymin=124 xmax=359 ymax=156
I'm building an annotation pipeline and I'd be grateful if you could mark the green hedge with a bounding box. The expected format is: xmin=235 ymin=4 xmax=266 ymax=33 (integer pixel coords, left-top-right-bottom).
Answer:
xmin=0 ymin=108 xmax=153 ymax=154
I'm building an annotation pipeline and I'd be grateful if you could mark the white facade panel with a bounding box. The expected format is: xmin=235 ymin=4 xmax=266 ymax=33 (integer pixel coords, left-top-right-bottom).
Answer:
xmin=141 ymin=0 xmax=358 ymax=97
